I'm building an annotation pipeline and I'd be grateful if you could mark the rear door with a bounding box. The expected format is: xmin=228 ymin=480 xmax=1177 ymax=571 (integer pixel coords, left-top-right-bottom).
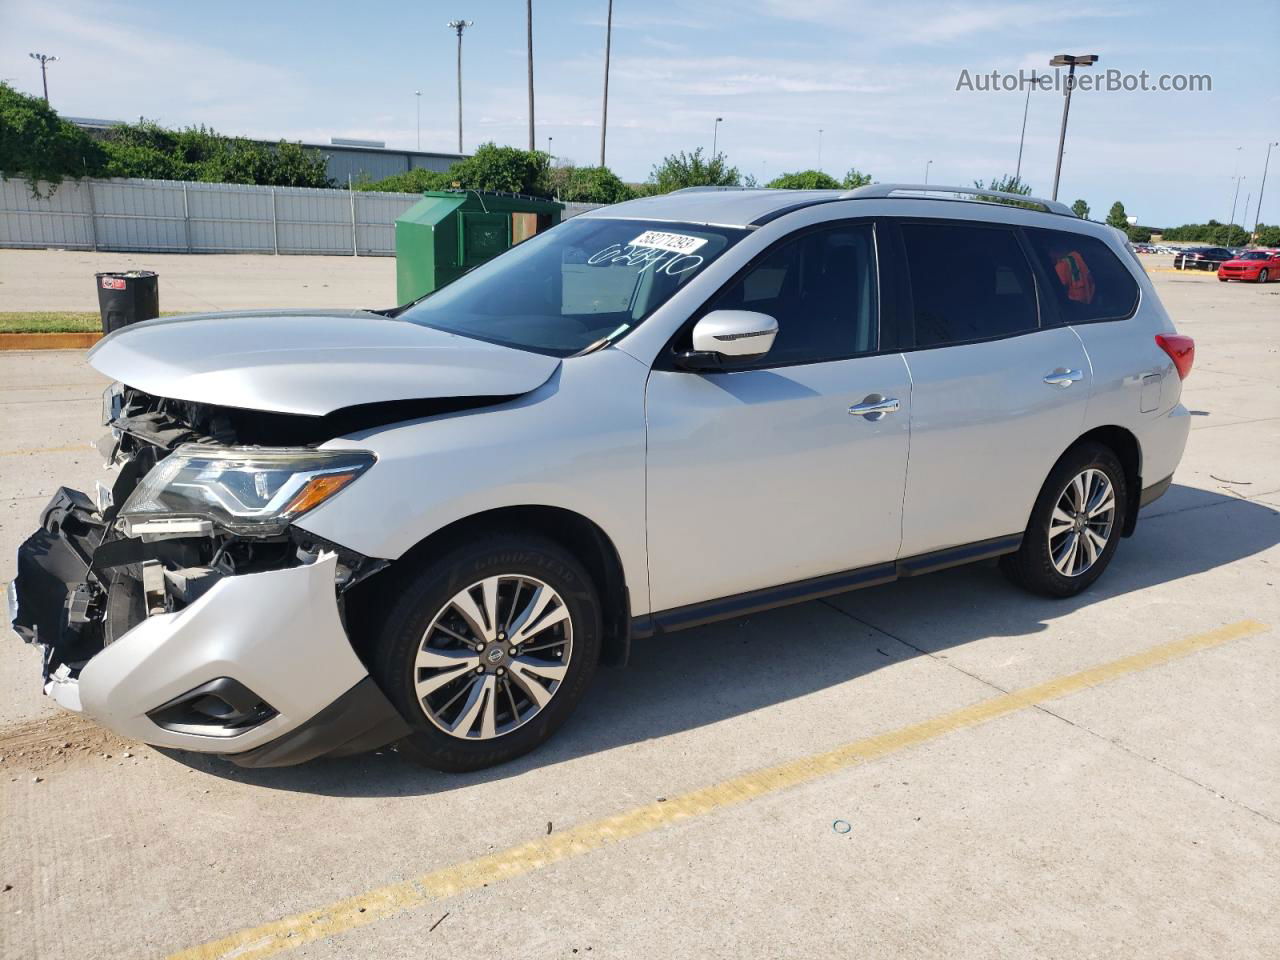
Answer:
xmin=887 ymin=218 xmax=1091 ymax=557
xmin=644 ymin=220 xmax=912 ymax=613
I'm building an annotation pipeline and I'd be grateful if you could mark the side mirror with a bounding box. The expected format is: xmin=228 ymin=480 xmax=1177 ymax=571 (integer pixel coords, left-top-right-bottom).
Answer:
xmin=675 ymin=310 xmax=778 ymax=371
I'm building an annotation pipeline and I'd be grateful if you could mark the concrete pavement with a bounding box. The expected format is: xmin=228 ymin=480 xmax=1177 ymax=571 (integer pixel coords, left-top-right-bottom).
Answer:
xmin=0 ymin=250 xmax=396 ymax=313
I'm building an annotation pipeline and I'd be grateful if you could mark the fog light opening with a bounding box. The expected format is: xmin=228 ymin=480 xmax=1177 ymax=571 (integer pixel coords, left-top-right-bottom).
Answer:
xmin=147 ymin=677 xmax=277 ymax=737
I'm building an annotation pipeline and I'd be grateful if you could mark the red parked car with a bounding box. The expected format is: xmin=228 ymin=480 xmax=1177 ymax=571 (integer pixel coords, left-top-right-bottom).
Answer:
xmin=1218 ymin=250 xmax=1280 ymax=283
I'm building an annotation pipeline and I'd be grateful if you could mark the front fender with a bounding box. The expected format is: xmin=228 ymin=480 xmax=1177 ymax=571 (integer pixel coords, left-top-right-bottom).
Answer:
xmin=295 ymin=347 xmax=652 ymax=613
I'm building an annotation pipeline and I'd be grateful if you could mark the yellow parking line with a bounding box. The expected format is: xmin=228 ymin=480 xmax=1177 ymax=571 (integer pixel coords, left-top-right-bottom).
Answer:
xmin=167 ymin=618 xmax=1268 ymax=960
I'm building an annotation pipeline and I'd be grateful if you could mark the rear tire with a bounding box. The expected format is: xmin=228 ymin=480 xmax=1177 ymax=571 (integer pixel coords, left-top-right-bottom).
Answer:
xmin=1000 ymin=442 xmax=1128 ymax=598
xmin=372 ymin=533 xmax=601 ymax=772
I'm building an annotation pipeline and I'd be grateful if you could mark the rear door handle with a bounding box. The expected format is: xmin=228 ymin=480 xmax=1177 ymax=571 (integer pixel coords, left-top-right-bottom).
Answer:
xmin=849 ymin=395 xmax=900 ymax=420
xmin=1043 ymin=368 xmax=1083 ymax=388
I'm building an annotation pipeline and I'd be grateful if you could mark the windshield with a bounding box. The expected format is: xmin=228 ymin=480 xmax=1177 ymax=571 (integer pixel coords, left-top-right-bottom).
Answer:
xmin=399 ymin=217 xmax=748 ymax=356
xmin=1239 ymin=252 xmax=1269 ymax=260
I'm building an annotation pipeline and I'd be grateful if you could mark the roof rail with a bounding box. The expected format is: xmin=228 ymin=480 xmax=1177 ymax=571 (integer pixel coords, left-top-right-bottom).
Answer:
xmin=668 ymin=185 xmax=750 ymax=194
xmin=840 ymin=183 xmax=1077 ymax=217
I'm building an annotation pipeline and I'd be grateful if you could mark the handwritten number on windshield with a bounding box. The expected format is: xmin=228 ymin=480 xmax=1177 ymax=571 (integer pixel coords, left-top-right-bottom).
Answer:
xmin=586 ymin=243 xmax=705 ymax=277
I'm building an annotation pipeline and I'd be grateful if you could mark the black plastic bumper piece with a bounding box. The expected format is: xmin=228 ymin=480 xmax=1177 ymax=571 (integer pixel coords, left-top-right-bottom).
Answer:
xmin=12 ymin=488 xmax=107 ymax=673
xmin=1139 ymin=473 xmax=1174 ymax=508
xmin=226 ymin=677 xmax=412 ymax=768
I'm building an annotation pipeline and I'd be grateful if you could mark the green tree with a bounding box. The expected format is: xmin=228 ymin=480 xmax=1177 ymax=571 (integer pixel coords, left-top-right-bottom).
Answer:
xmin=560 ymin=166 xmax=635 ymax=203
xmin=0 ymin=82 xmax=106 ymax=195
xmin=974 ymin=174 xmax=1032 ymax=195
xmin=1125 ymin=225 xmax=1152 ymax=243
xmin=841 ymin=168 xmax=873 ymax=189
xmin=445 ymin=142 xmax=551 ymax=195
xmin=648 ymin=148 xmax=741 ymax=193
xmin=355 ymin=168 xmax=453 ymax=193
xmin=356 ymin=143 xmax=552 ymax=196
xmin=1071 ymin=199 xmax=1090 ymax=219
xmin=767 ymin=169 xmax=841 ymax=190
xmin=98 ymin=120 xmax=332 ymax=187
xmin=1255 ymin=224 xmax=1280 ymax=246
xmin=1159 ymin=220 xmax=1251 ymax=246
xmin=973 ymin=174 xmax=1034 ymax=207
xmin=1106 ymin=201 xmax=1129 ymax=230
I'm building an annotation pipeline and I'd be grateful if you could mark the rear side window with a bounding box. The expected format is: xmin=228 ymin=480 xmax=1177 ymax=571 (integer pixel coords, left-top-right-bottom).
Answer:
xmin=899 ymin=222 xmax=1038 ymax=348
xmin=1024 ymin=228 xmax=1139 ymax=323
xmin=708 ymin=221 xmax=878 ymax=366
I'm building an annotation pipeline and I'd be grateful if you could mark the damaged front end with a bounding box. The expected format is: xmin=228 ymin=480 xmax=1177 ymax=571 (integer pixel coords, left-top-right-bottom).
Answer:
xmin=9 ymin=383 xmax=410 ymax=766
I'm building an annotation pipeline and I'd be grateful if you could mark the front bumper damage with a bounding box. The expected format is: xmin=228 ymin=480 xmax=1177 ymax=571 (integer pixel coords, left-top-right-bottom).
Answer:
xmin=10 ymin=485 xmax=409 ymax=767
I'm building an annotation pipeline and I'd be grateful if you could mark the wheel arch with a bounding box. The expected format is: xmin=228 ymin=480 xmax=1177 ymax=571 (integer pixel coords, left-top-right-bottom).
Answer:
xmin=346 ymin=505 xmax=633 ymax=668
xmin=1072 ymin=425 xmax=1142 ymax=536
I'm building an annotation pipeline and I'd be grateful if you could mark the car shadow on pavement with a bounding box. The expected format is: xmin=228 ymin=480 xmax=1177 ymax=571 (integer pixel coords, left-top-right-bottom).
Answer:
xmin=164 ymin=484 xmax=1279 ymax=796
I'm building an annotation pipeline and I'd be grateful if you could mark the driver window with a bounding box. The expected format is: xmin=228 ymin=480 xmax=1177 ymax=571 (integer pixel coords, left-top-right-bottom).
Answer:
xmin=709 ymin=222 xmax=879 ymax=366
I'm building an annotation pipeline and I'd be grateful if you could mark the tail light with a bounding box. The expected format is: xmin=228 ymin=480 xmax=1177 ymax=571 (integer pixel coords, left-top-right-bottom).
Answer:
xmin=1156 ymin=334 xmax=1195 ymax=380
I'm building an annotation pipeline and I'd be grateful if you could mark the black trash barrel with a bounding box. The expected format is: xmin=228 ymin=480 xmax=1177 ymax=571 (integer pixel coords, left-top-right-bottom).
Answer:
xmin=96 ymin=271 xmax=159 ymax=335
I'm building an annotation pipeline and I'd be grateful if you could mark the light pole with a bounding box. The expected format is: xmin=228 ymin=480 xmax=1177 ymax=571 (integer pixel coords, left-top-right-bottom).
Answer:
xmin=28 ymin=52 xmax=58 ymax=103
xmin=925 ymin=160 xmax=933 ymax=184
xmin=414 ymin=90 xmax=421 ymax=151
xmin=1230 ymin=175 xmax=1245 ymax=228
xmin=817 ymin=128 xmax=824 ymax=171
xmin=447 ymin=20 xmax=473 ymax=154
xmin=547 ymin=135 xmax=553 ymax=162
xmin=1016 ymin=70 xmax=1046 ymax=181
xmin=1049 ymin=53 xmax=1098 ymax=201
xmin=712 ymin=117 xmax=723 ymax=157
xmin=1228 ymin=145 xmax=1239 ymax=225
xmin=600 ymin=0 xmax=613 ymax=167
xmin=526 ymin=0 xmax=535 ymax=151
xmin=1254 ymin=141 xmax=1279 ymax=238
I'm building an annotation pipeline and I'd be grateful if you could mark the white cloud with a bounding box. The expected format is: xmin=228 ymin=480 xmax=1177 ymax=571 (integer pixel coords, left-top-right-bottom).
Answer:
xmin=2 ymin=0 xmax=310 ymax=134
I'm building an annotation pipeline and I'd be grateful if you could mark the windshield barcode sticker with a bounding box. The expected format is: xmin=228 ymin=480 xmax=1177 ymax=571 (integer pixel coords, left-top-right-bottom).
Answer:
xmin=629 ymin=230 xmax=708 ymax=254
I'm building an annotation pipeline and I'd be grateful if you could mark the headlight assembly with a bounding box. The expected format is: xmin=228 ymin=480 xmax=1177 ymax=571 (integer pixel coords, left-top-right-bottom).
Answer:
xmin=119 ymin=445 xmax=375 ymax=538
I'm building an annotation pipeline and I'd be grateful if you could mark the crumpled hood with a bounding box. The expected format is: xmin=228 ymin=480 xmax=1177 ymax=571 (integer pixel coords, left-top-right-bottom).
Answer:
xmin=88 ymin=309 xmax=561 ymax=416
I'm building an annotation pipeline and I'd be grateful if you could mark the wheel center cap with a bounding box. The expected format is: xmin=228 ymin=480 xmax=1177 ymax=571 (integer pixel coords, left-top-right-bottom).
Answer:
xmin=485 ymin=646 xmax=505 ymax=665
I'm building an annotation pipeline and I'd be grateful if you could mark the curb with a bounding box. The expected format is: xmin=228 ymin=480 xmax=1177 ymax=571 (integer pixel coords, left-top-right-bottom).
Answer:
xmin=0 ymin=332 xmax=103 ymax=351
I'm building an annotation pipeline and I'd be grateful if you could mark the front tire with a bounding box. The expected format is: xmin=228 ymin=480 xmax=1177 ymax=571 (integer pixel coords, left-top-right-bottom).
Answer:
xmin=1000 ymin=442 xmax=1128 ymax=598
xmin=1258 ymin=269 xmax=1269 ymax=283
xmin=372 ymin=533 xmax=601 ymax=772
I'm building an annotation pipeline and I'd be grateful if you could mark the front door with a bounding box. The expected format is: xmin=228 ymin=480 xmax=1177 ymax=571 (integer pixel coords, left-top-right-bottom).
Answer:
xmin=644 ymin=221 xmax=912 ymax=614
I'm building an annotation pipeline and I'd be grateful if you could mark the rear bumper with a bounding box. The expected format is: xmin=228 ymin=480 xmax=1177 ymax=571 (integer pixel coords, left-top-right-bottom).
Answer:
xmin=10 ymin=490 xmax=408 ymax=765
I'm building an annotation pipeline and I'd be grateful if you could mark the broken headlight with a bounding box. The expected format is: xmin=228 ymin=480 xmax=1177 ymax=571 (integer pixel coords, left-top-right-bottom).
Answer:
xmin=118 ymin=445 xmax=375 ymax=538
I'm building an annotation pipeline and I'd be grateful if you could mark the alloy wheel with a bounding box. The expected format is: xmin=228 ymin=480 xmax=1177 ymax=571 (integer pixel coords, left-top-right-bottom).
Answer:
xmin=414 ymin=575 xmax=573 ymax=740
xmin=1048 ymin=468 xmax=1116 ymax=577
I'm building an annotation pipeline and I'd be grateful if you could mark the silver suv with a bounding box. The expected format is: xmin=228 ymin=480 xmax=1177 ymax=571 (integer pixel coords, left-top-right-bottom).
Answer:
xmin=10 ymin=184 xmax=1194 ymax=771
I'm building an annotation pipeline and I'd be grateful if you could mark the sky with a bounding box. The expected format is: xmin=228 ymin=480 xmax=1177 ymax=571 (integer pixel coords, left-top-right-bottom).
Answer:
xmin=2 ymin=0 xmax=1278 ymax=226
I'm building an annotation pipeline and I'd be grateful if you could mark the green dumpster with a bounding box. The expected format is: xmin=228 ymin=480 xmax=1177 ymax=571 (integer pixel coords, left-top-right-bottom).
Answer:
xmin=395 ymin=190 xmax=565 ymax=303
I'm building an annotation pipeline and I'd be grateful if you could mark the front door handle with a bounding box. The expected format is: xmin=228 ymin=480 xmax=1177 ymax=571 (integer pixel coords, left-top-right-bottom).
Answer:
xmin=1043 ymin=368 xmax=1083 ymax=388
xmin=849 ymin=395 xmax=900 ymax=420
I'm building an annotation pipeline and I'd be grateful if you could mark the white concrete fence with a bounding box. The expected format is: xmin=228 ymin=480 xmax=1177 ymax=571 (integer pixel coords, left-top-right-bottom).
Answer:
xmin=0 ymin=176 xmax=601 ymax=257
